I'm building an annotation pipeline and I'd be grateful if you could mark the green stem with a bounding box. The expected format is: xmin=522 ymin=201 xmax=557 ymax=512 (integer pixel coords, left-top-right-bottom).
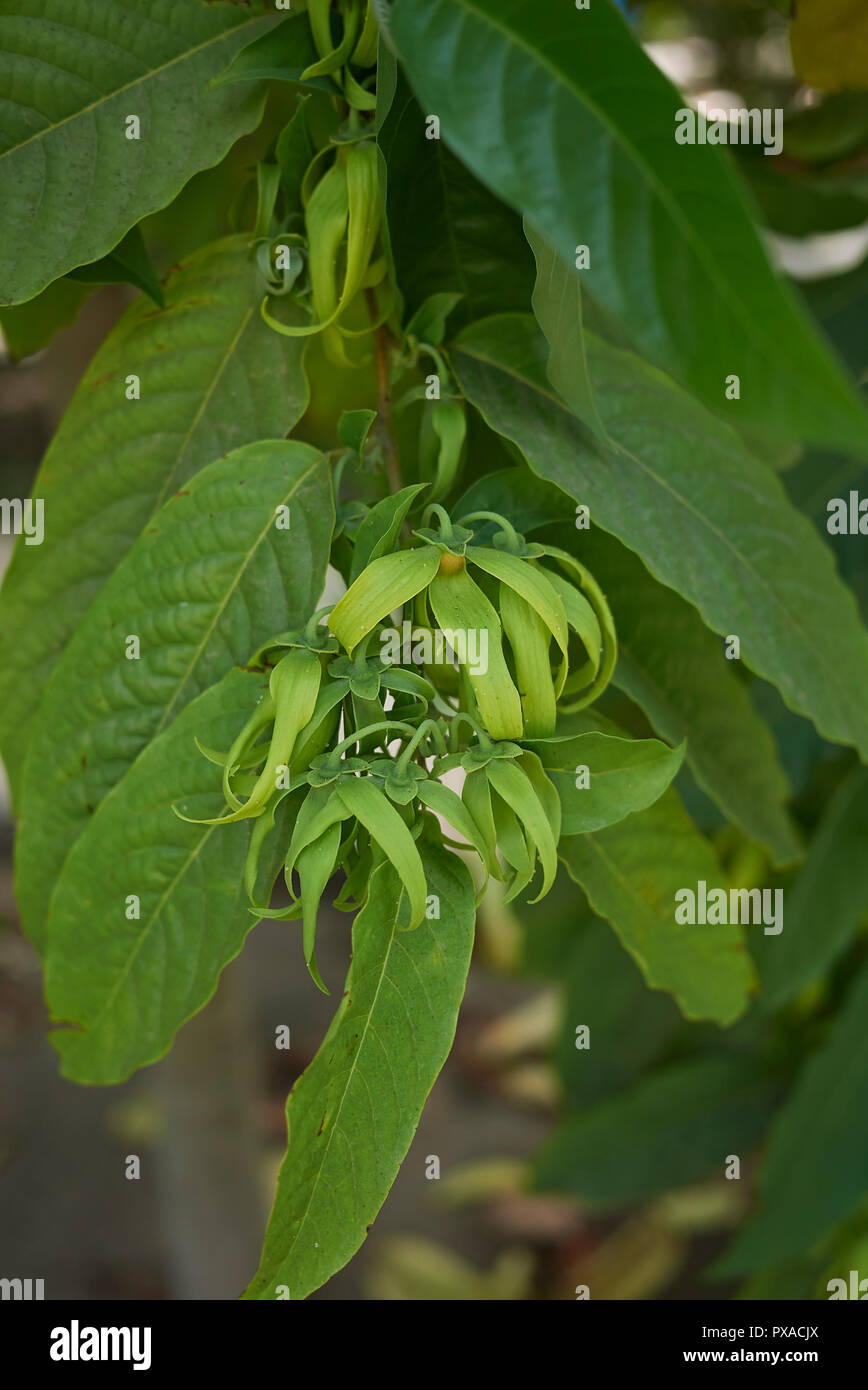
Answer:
xmin=457 ymin=510 xmax=521 ymax=550
xmin=326 ymin=719 xmax=417 ymax=765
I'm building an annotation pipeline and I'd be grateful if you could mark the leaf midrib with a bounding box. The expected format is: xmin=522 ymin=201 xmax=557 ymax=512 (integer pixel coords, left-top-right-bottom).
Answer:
xmin=452 ymin=327 xmax=866 ymax=742
xmin=156 ymin=451 xmax=325 ymax=734
xmin=419 ymin=0 xmax=850 ymax=403
xmin=0 ymin=14 xmax=266 ymax=166
xmin=276 ymin=889 xmax=401 ymax=1284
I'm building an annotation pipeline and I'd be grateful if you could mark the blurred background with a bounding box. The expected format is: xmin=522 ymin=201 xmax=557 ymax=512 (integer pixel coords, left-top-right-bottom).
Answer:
xmin=2 ymin=0 xmax=867 ymax=1300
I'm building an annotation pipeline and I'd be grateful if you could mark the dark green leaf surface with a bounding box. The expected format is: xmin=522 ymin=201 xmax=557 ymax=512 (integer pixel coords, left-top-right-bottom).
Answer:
xmin=0 ymin=235 xmax=308 ymax=801
xmin=0 ymin=277 xmax=91 ymax=358
xmin=377 ymin=69 xmax=534 ymax=329
xmin=349 ymin=483 xmax=428 ymax=583
xmin=742 ymin=159 xmax=868 ymax=238
xmin=533 ymin=1056 xmax=775 ymax=1208
xmin=212 ymin=13 xmax=333 ymax=92
xmin=0 ymin=0 xmax=276 ymax=303
xmin=527 ymin=225 xmax=609 ymax=446
xmin=556 ymin=917 xmax=682 ymax=1109
xmin=16 ymin=442 xmax=332 ymax=950
xmin=559 ymin=791 xmax=755 ymax=1025
xmin=716 ymin=959 xmax=868 ymax=1274
xmin=391 ymin=0 xmax=868 ymax=453
xmin=752 ymin=767 xmax=868 ymax=1010
xmin=578 ymin=531 xmax=801 ymax=866
xmin=452 ymin=315 xmax=868 ymax=762
xmin=243 ymin=845 xmax=476 ymax=1300
xmin=67 ymin=225 xmax=164 ymax=307
xmin=45 ymin=669 xmax=271 ymax=1085
xmin=534 ymin=731 xmax=685 ymax=834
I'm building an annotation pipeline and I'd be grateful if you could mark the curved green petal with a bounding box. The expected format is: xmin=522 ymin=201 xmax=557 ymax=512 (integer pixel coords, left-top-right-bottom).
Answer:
xmin=297 ymin=822 xmax=343 ymax=994
xmin=415 ymin=778 xmax=490 ymax=894
xmin=329 ymin=547 xmax=441 ymax=654
xmin=500 ymin=585 xmax=557 ymax=737
xmin=335 ymin=777 xmax=428 ymax=929
xmin=428 ymin=566 xmax=523 ymax=740
xmin=467 ymin=546 xmax=568 ymax=662
xmin=486 ymin=757 xmax=558 ymax=901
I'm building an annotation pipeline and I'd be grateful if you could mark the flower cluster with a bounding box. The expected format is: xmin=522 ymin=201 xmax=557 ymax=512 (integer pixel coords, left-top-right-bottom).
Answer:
xmin=180 ymin=508 xmax=616 ymax=990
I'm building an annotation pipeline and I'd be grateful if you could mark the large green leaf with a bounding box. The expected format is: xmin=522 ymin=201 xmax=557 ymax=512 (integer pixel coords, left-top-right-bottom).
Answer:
xmin=526 ymin=226 xmax=609 ymax=446
xmin=559 ymin=791 xmax=755 ymax=1025
xmin=15 ymin=441 xmax=332 ymax=950
xmin=451 ymin=315 xmax=868 ymax=763
xmin=752 ymin=767 xmax=868 ymax=1011
xmin=715 ymin=959 xmax=868 ymax=1275
xmin=212 ymin=13 xmax=332 ymax=92
xmin=0 ymin=0 xmax=276 ymax=304
xmin=555 ymin=916 xmax=682 ymax=1109
xmin=801 ymin=258 xmax=868 ymax=381
xmin=0 ymin=235 xmax=308 ymax=802
xmin=0 ymin=277 xmax=91 ymax=359
xmin=390 ymin=0 xmax=868 ymax=453
xmin=576 ymin=530 xmax=801 ymax=866
xmin=452 ymin=465 xmax=794 ymax=855
xmin=243 ymin=844 xmax=476 ymax=1300
xmin=741 ymin=157 xmax=868 ymax=239
xmin=533 ymin=1056 xmax=776 ymax=1209
xmin=531 ymin=731 xmax=685 ymax=835
xmin=377 ymin=69 xmax=534 ymax=330
xmin=66 ymin=225 xmax=164 ymax=307
xmin=45 ymin=668 xmax=276 ymax=1085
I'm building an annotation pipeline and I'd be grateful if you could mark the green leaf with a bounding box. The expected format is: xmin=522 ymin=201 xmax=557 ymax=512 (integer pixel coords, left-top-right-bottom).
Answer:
xmin=243 ymin=844 xmax=476 ymax=1300
xmin=577 ymin=530 xmax=801 ymax=866
xmin=44 ymin=668 xmax=274 ymax=1085
xmin=376 ymin=67 xmax=534 ymax=330
xmin=391 ymin=0 xmax=868 ymax=454
xmin=741 ymin=158 xmax=868 ymax=239
xmin=15 ymin=441 xmax=333 ymax=949
xmin=526 ymin=224 xmax=609 ymax=447
xmin=67 ymin=225 xmax=164 ymax=307
xmin=783 ymin=93 xmax=868 ymax=165
xmin=212 ymin=13 xmax=334 ymax=92
xmin=534 ymin=732 xmax=685 ymax=835
xmin=451 ymin=315 xmax=868 ymax=763
xmin=555 ymin=916 xmax=682 ymax=1109
xmin=349 ymin=483 xmax=429 ymax=583
xmin=405 ymin=292 xmax=464 ymax=347
xmin=0 ymin=277 xmax=91 ymax=359
xmin=0 ymin=235 xmax=309 ymax=802
xmin=559 ymin=791 xmax=755 ymax=1025
xmin=752 ymin=767 xmax=868 ymax=1011
xmin=715 ymin=958 xmax=868 ymax=1275
xmin=276 ymin=104 xmax=314 ymax=218
xmin=454 ymin=466 xmax=572 ymax=538
xmin=338 ymin=408 xmax=378 ymax=456
xmin=801 ymin=259 xmax=868 ymax=381
xmin=0 ymin=0 xmax=277 ymax=304
xmin=533 ymin=1056 xmax=776 ymax=1209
